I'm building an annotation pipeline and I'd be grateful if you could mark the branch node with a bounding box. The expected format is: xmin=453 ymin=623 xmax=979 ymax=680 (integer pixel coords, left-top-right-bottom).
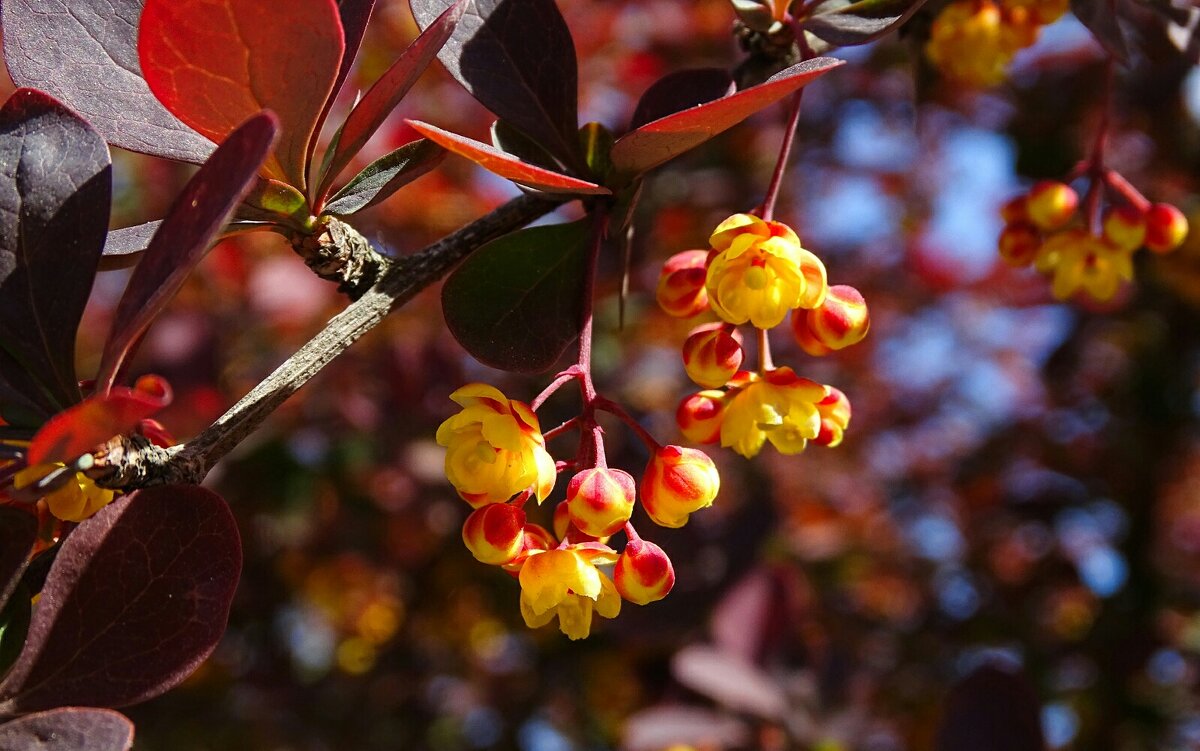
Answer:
xmin=290 ymin=217 xmax=391 ymax=298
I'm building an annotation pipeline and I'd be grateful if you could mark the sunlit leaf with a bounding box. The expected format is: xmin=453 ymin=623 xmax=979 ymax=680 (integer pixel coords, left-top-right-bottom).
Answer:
xmin=323 ymin=139 xmax=446 ymax=216
xmin=803 ymin=0 xmax=929 ymax=48
xmin=0 ymin=708 xmax=134 ymax=751
xmin=411 ymin=0 xmax=583 ymax=167
xmin=310 ymin=0 xmax=379 ymax=171
xmin=0 ymin=89 xmax=111 ymax=421
xmin=611 ymin=58 xmax=844 ymax=179
xmin=138 ymin=0 xmax=344 ymax=189
xmin=442 ymin=221 xmax=591 ymax=372
xmin=315 ymin=0 xmax=464 ymax=202
xmin=407 ymin=120 xmax=609 ymax=195
xmin=27 ymin=376 xmax=172 ymax=465
xmin=0 ymin=485 xmax=242 ymax=713
xmin=1 ymin=0 xmax=214 ymax=164
xmin=629 ymin=68 xmax=734 ymax=131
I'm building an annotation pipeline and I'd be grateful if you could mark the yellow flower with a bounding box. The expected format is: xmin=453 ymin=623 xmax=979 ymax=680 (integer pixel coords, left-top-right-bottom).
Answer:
xmin=518 ymin=545 xmax=621 ymax=640
xmin=720 ymin=368 xmax=826 ymax=458
xmin=1037 ymin=229 xmax=1133 ymax=302
xmin=436 ymin=384 xmax=556 ymax=507
xmin=13 ymin=462 xmax=114 ymax=522
xmin=925 ymin=1 xmax=1033 ymax=87
xmin=705 ymin=214 xmax=827 ymax=329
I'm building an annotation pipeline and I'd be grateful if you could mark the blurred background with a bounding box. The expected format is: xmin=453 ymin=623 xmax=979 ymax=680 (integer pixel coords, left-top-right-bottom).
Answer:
xmin=6 ymin=0 xmax=1200 ymax=748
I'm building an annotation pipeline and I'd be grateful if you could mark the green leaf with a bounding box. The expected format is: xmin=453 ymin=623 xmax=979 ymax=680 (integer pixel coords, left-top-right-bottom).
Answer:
xmin=442 ymin=221 xmax=590 ymax=372
xmin=803 ymin=0 xmax=929 ymax=48
xmin=323 ymin=139 xmax=447 ymax=216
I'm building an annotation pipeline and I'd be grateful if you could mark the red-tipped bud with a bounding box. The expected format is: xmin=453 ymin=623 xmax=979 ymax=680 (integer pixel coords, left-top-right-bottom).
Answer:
xmin=1026 ymin=181 xmax=1078 ymax=231
xmin=615 ymin=537 xmax=675 ymax=605
xmin=641 ymin=445 xmax=720 ymax=529
xmin=1000 ymin=196 xmax=1029 ymax=224
xmin=1102 ymin=205 xmax=1146 ymax=252
xmin=681 ymin=323 xmax=743 ymax=388
xmin=566 ymin=467 xmax=637 ymax=538
xmin=656 ymin=250 xmax=710 ymax=317
xmin=800 ymin=285 xmax=870 ymax=352
xmin=813 ymin=386 xmax=852 ymax=447
xmin=1145 ymin=202 xmax=1188 ymax=254
xmin=676 ymin=390 xmax=727 ymax=444
xmin=998 ymin=222 xmax=1041 ymax=267
xmin=462 ymin=503 xmax=527 ymax=565
xmin=792 ymin=310 xmax=833 ymax=357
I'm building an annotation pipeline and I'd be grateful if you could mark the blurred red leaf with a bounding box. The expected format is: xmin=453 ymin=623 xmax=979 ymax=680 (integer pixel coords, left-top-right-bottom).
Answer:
xmin=611 ymin=58 xmax=845 ymax=178
xmin=0 ymin=486 xmax=241 ymax=714
xmin=0 ymin=708 xmax=134 ymax=751
xmin=621 ymin=706 xmax=749 ymax=751
xmin=138 ymin=0 xmax=344 ymax=190
xmin=96 ymin=113 xmax=278 ymax=392
xmin=28 ymin=376 xmax=173 ymax=466
xmin=407 ymin=120 xmax=609 ymax=194
xmin=670 ymin=644 xmax=789 ymax=720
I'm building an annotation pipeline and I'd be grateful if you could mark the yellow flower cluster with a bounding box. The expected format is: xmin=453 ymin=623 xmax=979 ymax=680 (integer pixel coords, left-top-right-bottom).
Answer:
xmin=659 ymin=214 xmax=866 ymax=459
xmin=925 ymin=0 xmax=1067 ymax=87
xmin=1000 ymin=180 xmax=1190 ymax=302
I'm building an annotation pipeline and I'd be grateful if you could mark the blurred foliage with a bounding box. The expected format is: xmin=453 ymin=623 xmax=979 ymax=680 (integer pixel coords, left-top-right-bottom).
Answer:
xmin=4 ymin=0 xmax=1200 ymax=748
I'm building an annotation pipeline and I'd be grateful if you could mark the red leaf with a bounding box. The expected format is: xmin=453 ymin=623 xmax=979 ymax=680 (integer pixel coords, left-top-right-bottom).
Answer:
xmin=138 ymin=0 xmax=344 ymax=190
xmin=315 ymin=0 xmax=465 ymax=204
xmin=96 ymin=113 xmax=278 ymax=392
xmin=0 ymin=708 xmax=134 ymax=751
xmin=611 ymin=57 xmax=845 ymax=178
xmin=28 ymin=376 xmax=173 ymax=466
xmin=407 ymin=120 xmax=609 ymax=195
xmin=0 ymin=486 xmax=241 ymax=713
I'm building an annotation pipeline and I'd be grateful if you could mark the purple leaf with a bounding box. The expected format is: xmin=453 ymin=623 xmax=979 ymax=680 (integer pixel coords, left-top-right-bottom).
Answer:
xmin=1070 ymin=0 xmax=1131 ymax=61
xmin=101 ymin=221 xmax=161 ymax=270
xmin=411 ymin=0 xmax=583 ymax=167
xmin=670 ymin=644 xmax=789 ymax=720
xmin=96 ymin=112 xmax=278 ymax=393
xmin=611 ymin=58 xmax=844 ymax=178
xmin=0 ymin=508 xmax=37 ymax=614
xmin=315 ymin=0 xmax=464 ymax=203
xmin=0 ymin=88 xmax=112 ymax=418
xmin=0 ymin=485 xmax=242 ymax=713
xmin=0 ymin=708 xmax=134 ymax=751
xmin=803 ymin=0 xmax=929 ymax=49
xmin=629 ymin=68 xmax=734 ymax=131
xmin=309 ymin=0 xmax=380 ymax=175
xmin=442 ymin=220 xmax=590 ymax=373
xmin=935 ymin=662 xmax=1046 ymax=751
xmin=0 ymin=0 xmax=214 ymax=164
xmin=323 ymin=139 xmax=446 ymax=216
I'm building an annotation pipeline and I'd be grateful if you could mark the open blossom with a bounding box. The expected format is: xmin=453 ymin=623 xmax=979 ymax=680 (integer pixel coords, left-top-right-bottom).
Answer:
xmin=1036 ymin=229 xmax=1133 ymax=302
xmin=13 ymin=462 xmax=115 ymax=523
xmin=436 ymin=384 xmax=556 ymax=507
xmin=518 ymin=544 xmax=621 ymax=640
xmin=720 ymin=368 xmax=826 ymax=458
xmin=705 ymin=213 xmax=827 ymax=329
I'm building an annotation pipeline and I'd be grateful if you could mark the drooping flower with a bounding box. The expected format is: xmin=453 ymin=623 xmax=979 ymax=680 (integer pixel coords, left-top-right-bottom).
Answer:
xmin=705 ymin=213 xmax=827 ymax=329
xmin=656 ymin=250 xmax=711 ymax=318
xmin=518 ymin=544 xmax=621 ymax=640
xmin=720 ymin=368 xmax=826 ymax=458
xmin=437 ymin=384 xmax=556 ymax=507
xmin=641 ymin=445 xmax=720 ymax=528
xmin=681 ymin=323 xmax=743 ymax=388
xmin=13 ymin=463 xmax=115 ymax=523
xmin=1036 ymin=229 xmax=1133 ymax=302
xmin=461 ymin=503 xmax=527 ymax=565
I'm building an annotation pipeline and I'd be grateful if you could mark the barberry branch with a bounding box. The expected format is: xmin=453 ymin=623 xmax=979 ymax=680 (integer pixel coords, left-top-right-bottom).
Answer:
xmin=91 ymin=192 xmax=565 ymax=488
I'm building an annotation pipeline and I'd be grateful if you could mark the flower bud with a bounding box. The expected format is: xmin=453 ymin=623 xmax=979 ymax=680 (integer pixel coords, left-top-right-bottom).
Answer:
xmin=791 ymin=311 xmax=832 ymax=357
xmin=801 ymin=285 xmax=870 ymax=352
xmin=656 ymin=250 xmax=710 ymax=317
xmin=998 ymin=222 xmax=1041 ymax=267
xmin=1145 ymin=202 xmax=1188 ymax=254
xmin=462 ymin=503 xmax=527 ymax=565
xmin=681 ymin=324 xmax=743 ymax=388
xmin=641 ymin=445 xmax=720 ymax=528
xmin=676 ymin=390 xmax=727 ymax=444
xmin=1026 ymin=181 xmax=1078 ymax=231
xmin=1000 ymin=196 xmax=1029 ymax=224
xmin=813 ymin=386 xmax=852 ymax=447
xmin=1101 ymin=205 xmax=1146 ymax=253
xmin=566 ymin=467 xmax=636 ymax=538
xmin=615 ymin=537 xmax=675 ymax=605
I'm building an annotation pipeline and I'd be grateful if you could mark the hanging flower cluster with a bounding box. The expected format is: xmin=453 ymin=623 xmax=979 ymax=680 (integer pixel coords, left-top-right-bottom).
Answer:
xmin=438 ymin=383 xmax=717 ymax=640
xmin=660 ymin=213 xmax=867 ymax=459
xmin=925 ymin=0 xmax=1068 ymax=87
xmin=999 ymin=179 xmax=1189 ymax=302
